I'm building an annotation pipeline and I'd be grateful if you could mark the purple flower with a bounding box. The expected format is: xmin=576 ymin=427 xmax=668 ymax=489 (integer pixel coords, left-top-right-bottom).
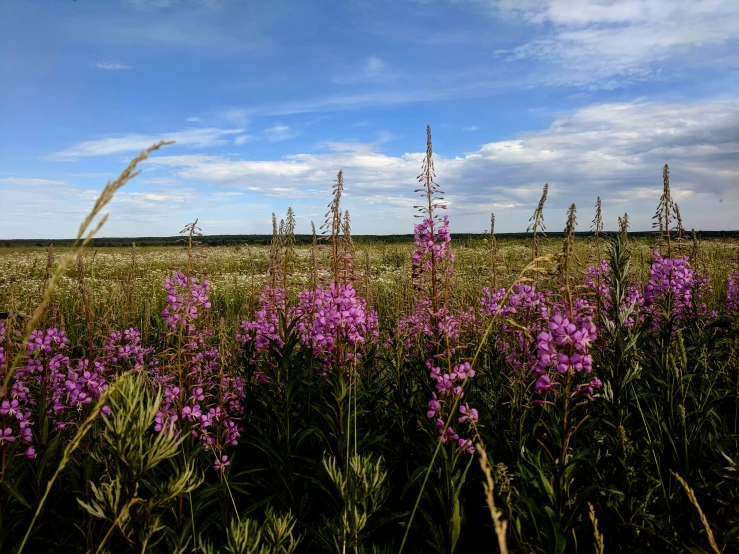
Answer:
xmin=534 ymin=375 xmax=558 ymax=393
xmin=458 ymin=404 xmax=478 ymax=423
xmin=214 ymin=454 xmax=230 ymax=471
xmin=727 ymin=271 xmax=739 ymax=313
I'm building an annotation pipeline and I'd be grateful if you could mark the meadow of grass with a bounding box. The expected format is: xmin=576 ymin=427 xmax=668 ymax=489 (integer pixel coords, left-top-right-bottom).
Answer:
xmin=0 ymin=133 xmax=738 ymax=553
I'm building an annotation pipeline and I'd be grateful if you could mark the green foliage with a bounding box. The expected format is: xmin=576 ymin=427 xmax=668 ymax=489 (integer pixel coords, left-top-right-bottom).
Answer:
xmin=78 ymin=374 xmax=203 ymax=552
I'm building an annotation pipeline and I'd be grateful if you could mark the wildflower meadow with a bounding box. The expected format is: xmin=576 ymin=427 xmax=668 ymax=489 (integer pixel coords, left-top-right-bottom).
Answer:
xmin=1 ymin=130 xmax=738 ymax=553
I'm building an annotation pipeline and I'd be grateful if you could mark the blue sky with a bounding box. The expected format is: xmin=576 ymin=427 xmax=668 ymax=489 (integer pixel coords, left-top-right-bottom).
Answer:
xmin=1 ymin=0 xmax=737 ymax=238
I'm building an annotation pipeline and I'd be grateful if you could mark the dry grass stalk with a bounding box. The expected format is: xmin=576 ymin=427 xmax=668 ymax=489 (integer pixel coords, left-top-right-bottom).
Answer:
xmin=490 ymin=212 xmax=498 ymax=289
xmin=618 ymin=212 xmax=630 ymax=245
xmin=321 ymin=170 xmax=345 ymax=287
xmin=412 ymin=125 xmax=447 ymax=342
xmin=591 ymin=196 xmax=604 ymax=262
xmin=269 ymin=213 xmax=281 ymax=289
xmin=341 ymin=210 xmax=358 ymax=283
xmin=310 ymin=221 xmax=318 ymax=291
xmin=653 ymin=164 xmax=680 ymax=257
xmin=476 ymin=442 xmax=508 ymax=554
xmin=527 ymin=183 xmax=549 ymax=261
xmin=670 ymin=470 xmax=721 ymax=554
xmin=587 ymin=502 xmax=605 ymax=554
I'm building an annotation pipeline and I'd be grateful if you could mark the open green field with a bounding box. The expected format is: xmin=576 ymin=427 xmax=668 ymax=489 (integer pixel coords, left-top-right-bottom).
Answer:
xmin=2 ymin=235 xmax=735 ymax=342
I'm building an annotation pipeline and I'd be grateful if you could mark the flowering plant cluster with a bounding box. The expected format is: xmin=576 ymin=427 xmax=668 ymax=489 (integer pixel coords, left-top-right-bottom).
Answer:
xmin=644 ymin=252 xmax=695 ymax=309
xmin=408 ymin=209 xmax=480 ymax=454
xmin=1 ymin=321 xmax=35 ymax=460
xmin=2 ymin=327 xmax=110 ymax=460
xmin=238 ymin=281 xmax=379 ymax=375
xmin=533 ymin=304 xmax=602 ymax=398
xmin=728 ymin=271 xmax=739 ymax=313
xmin=482 ymin=284 xmax=550 ymax=372
xmin=426 ymin=360 xmax=477 ymax=454
xmin=390 ymin=299 xmax=477 ymax=354
xmin=411 ymin=215 xmax=454 ymax=282
xmin=156 ymin=272 xmax=245 ymax=471
xmin=105 ymin=327 xmax=153 ymax=370
xmin=162 ymin=272 xmax=213 ymax=333
xmin=640 ymin=251 xmax=717 ymax=327
xmin=295 ymin=282 xmax=378 ymax=363
xmin=0 ymin=272 xmax=247 ymax=473
xmin=237 ymin=286 xmax=289 ymax=352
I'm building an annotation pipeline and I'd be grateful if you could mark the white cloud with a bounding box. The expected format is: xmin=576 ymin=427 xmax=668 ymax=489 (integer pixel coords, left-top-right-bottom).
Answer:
xmin=92 ymin=61 xmax=132 ymax=70
xmin=49 ymin=128 xmax=244 ymax=160
xmin=234 ymin=134 xmax=255 ymax=145
xmin=462 ymin=126 xmax=479 ymax=131
xmin=141 ymin=99 xmax=738 ymax=232
xmin=485 ymin=0 xmax=739 ymax=87
xmin=8 ymin=100 xmax=737 ymax=237
xmin=186 ymin=116 xmax=201 ymax=122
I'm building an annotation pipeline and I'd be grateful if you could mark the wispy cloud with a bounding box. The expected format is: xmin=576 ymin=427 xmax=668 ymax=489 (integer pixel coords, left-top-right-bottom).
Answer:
xmin=0 ymin=177 xmax=67 ymax=186
xmin=223 ymin=79 xmax=515 ymax=119
xmin=123 ymin=0 xmax=178 ymax=8
xmin=483 ymin=0 xmax=739 ymax=88
xmin=264 ymin=124 xmax=300 ymax=143
xmin=49 ymin=128 xmax=244 ymax=160
xmin=234 ymin=134 xmax=255 ymax=145
xmin=462 ymin=126 xmax=479 ymax=131
xmin=71 ymin=4 xmax=268 ymax=56
xmin=186 ymin=116 xmax=201 ymax=122
xmin=123 ymin=0 xmax=231 ymax=9
xmin=332 ymin=56 xmax=396 ymax=85
xmin=92 ymin=61 xmax=132 ymax=70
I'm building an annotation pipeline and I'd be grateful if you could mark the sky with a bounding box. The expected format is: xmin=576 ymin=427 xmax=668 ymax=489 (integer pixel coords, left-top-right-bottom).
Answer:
xmin=0 ymin=0 xmax=738 ymax=239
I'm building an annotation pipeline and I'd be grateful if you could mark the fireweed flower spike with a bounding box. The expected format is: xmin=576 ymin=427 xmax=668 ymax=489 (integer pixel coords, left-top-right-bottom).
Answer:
xmin=728 ymin=271 xmax=739 ymax=313
xmin=295 ymin=282 xmax=378 ymax=366
xmin=155 ymin=272 xmax=245 ymax=469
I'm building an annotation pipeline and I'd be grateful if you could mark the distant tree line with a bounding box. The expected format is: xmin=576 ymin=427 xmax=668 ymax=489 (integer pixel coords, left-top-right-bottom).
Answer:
xmin=1 ymin=230 xmax=737 ymax=248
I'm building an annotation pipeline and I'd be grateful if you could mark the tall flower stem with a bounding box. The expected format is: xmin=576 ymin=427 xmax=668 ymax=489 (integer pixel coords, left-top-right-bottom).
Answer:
xmin=399 ymin=256 xmax=553 ymax=553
